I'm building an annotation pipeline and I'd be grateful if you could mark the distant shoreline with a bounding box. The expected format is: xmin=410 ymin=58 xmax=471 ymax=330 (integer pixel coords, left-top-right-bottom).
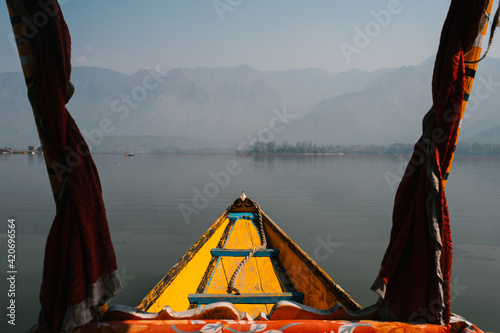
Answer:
xmin=0 ymin=150 xmax=41 ymax=155
xmin=3 ymin=151 xmax=500 ymax=156
xmin=2 ymin=141 xmax=500 ymax=156
xmin=239 ymin=141 xmax=500 ymax=156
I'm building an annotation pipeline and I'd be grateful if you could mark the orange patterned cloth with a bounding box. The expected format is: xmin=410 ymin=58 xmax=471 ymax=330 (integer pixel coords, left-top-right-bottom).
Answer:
xmin=66 ymin=319 xmax=484 ymax=333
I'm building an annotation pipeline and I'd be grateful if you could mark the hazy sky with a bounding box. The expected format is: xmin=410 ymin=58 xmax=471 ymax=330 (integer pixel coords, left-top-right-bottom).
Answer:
xmin=1 ymin=1 xmax=499 ymax=75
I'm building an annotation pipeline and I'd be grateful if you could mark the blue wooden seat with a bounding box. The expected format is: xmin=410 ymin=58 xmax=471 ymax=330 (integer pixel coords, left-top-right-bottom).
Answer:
xmin=188 ymin=292 xmax=304 ymax=305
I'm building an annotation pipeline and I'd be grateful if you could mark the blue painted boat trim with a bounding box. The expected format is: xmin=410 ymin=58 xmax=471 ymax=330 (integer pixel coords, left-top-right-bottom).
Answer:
xmin=269 ymin=255 xmax=294 ymax=292
xmin=223 ymin=217 xmax=238 ymax=249
xmin=210 ymin=249 xmax=279 ymax=257
xmin=228 ymin=212 xmax=257 ymax=222
xmin=188 ymin=292 xmax=304 ymax=304
xmin=203 ymin=256 xmax=221 ymax=294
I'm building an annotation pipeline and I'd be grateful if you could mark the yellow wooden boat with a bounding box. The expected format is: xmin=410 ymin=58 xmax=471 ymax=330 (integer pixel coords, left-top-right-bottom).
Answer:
xmin=135 ymin=192 xmax=364 ymax=319
xmin=92 ymin=193 xmax=484 ymax=333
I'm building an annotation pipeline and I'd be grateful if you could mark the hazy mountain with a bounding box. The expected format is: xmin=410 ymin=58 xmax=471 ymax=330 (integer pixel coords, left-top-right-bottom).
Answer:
xmin=1 ymin=58 xmax=499 ymax=151
xmin=0 ymin=71 xmax=38 ymax=149
xmin=464 ymin=125 xmax=500 ymax=144
xmin=0 ymin=65 xmax=386 ymax=149
xmin=276 ymin=57 xmax=500 ymax=145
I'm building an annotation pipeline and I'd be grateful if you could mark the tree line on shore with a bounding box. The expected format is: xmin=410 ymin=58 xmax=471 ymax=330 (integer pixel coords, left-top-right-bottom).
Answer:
xmin=238 ymin=141 xmax=500 ymax=155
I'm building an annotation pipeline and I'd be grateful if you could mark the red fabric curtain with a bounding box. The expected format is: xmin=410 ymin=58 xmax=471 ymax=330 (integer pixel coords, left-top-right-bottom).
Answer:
xmin=7 ymin=1 xmax=122 ymax=332
xmin=371 ymin=0 xmax=489 ymax=325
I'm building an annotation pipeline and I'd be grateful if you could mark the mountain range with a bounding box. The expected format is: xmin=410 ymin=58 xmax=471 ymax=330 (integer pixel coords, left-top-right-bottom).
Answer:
xmin=1 ymin=57 xmax=500 ymax=152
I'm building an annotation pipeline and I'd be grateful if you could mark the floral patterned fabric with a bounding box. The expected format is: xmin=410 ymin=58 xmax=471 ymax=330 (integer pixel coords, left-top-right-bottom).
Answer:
xmin=72 ymin=319 xmax=485 ymax=333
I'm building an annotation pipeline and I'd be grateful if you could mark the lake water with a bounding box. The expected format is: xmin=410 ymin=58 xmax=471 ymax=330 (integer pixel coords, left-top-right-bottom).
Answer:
xmin=1 ymin=153 xmax=499 ymax=332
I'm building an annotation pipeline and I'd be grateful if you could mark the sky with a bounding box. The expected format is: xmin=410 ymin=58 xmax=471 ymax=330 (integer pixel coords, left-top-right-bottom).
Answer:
xmin=1 ymin=0 xmax=499 ymax=75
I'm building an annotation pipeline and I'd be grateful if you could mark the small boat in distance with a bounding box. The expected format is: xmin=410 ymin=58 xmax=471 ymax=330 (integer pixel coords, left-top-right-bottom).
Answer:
xmin=124 ymin=152 xmax=134 ymax=157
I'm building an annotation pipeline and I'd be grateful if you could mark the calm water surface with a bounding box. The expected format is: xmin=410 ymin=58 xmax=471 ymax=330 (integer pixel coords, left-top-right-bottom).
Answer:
xmin=1 ymin=154 xmax=499 ymax=332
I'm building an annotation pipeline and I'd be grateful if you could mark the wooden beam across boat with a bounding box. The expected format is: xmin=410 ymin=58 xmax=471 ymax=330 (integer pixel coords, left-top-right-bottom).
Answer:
xmin=188 ymin=292 xmax=304 ymax=304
